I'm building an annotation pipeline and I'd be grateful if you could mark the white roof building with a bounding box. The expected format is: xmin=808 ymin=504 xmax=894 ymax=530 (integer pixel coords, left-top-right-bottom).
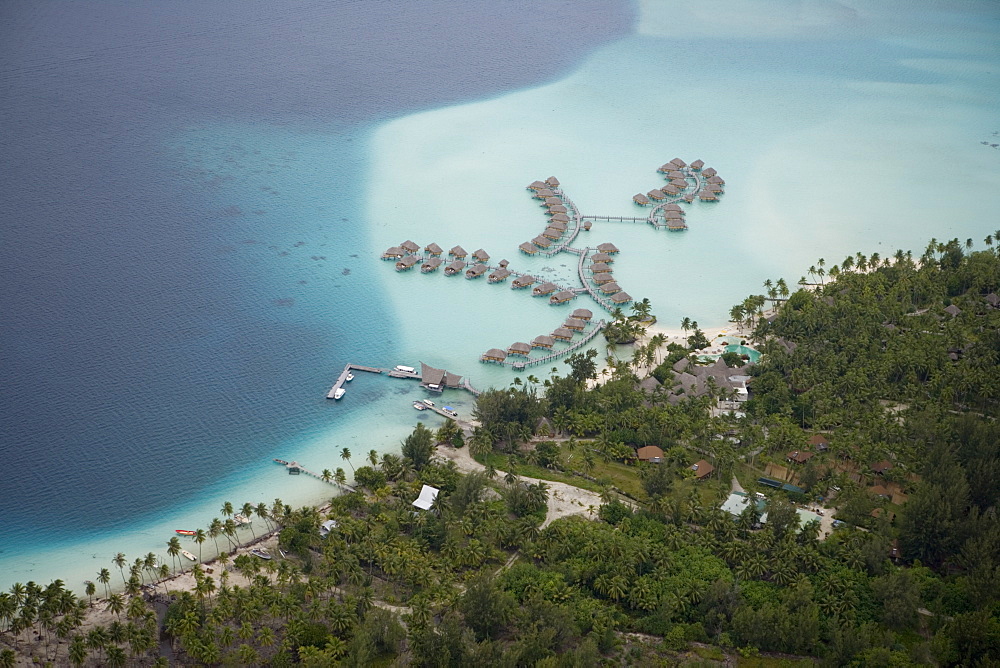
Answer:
xmin=412 ymin=484 xmax=440 ymax=511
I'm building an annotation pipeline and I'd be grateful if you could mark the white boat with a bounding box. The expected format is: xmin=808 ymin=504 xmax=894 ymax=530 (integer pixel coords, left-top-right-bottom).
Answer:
xmin=250 ymin=548 xmax=272 ymax=560
xmin=233 ymin=514 xmax=251 ymax=525
xmin=334 ymin=388 xmax=346 ymax=400
xmin=180 ymin=550 xmax=197 ymax=562
xmin=394 ymin=365 xmax=417 ymax=375
xmin=422 ymin=399 xmax=435 ymax=407
xmin=413 ymin=401 xmax=426 ymax=411
xmin=345 ymin=373 xmax=354 ymax=382
xmin=279 ymin=549 xmax=288 ymax=558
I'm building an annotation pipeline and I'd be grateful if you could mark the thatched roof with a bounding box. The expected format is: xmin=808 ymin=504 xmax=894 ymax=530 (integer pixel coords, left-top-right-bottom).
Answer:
xmin=396 ymin=255 xmax=419 ymax=269
xmin=552 ymin=328 xmax=574 ymax=340
xmin=663 ymin=203 xmax=682 ymax=212
xmin=669 ymin=178 xmax=688 ymax=188
xmin=543 ymin=197 xmax=561 ymax=206
xmin=691 ymin=459 xmax=714 ymax=479
xmin=533 ymin=188 xmax=555 ymax=199
xmin=707 ymin=183 xmax=723 ymax=193
xmin=583 ymin=221 xmax=592 ymax=230
xmin=637 ymin=445 xmax=664 ymax=461
xmin=421 ymin=257 xmax=443 ymax=271
xmin=633 ymin=193 xmax=651 ymax=205
xmin=546 ymin=176 xmax=560 ymax=187
xmin=542 ymin=227 xmax=563 ymax=240
xmin=572 ymin=308 xmax=593 ymax=320
xmin=382 ymin=246 xmax=405 ymax=258
xmin=444 ymin=260 xmax=465 ymax=274
xmin=698 ymin=190 xmax=718 ymax=201
xmin=589 ymin=262 xmax=612 ymax=274
xmin=499 ymin=259 xmax=509 ymax=268
xmin=658 ymin=164 xmax=674 ymax=173
xmin=532 ymin=335 xmax=555 ymax=348
xmin=664 ymin=209 xmax=684 ymax=219
xmin=639 ymin=376 xmax=662 ymax=393
xmin=449 ymin=245 xmax=467 ymax=257
xmin=420 ymin=362 xmax=446 ymax=386
xmin=465 ymin=263 xmax=488 ymax=278
xmin=424 ymin=242 xmax=443 ymax=255
xmin=707 ymin=175 xmax=725 ymax=185
xmin=667 ymin=219 xmax=687 ymax=230
xmin=600 ymin=282 xmax=621 ymax=294
xmin=519 ymin=242 xmax=538 ymax=255
xmin=527 ymin=180 xmax=547 ymax=190
xmin=512 ymin=275 xmax=536 ymax=288
xmin=549 ymin=213 xmax=570 ymax=223
xmin=667 ymin=170 xmax=686 ymax=179
xmin=564 ymin=318 xmax=586 ymax=330
xmin=944 ymin=304 xmax=961 ymax=317
xmin=507 ymin=342 xmax=531 ymax=355
xmin=703 ymin=167 xmax=717 ymax=177
xmin=547 ymin=205 xmax=568 ymax=214
xmin=591 ymin=252 xmax=613 ymax=263
xmin=670 ymin=158 xmax=686 ymax=167
xmin=533 ymin=282 xmax=557 ymax=295
xmin=473 ymin=249 xmax=490 ymax=261
xmin=610 ymin=291 xmax=632 ymax=304
xmin=593 ymin=273 xmax=615 ymax=284
xmin=648 ymin=189 xmax=666 ymax=200
xmin=548 ymin=221 xmax=568 ymax=231
xmin=597 ymin=242 xmax=619 ymax=253
xmin=690 ymin=159 xmax=705 ymax=170
xmin=400 ymin=240 xmax=419 ymax=252
xmin=550 ymin=291 xmax=575 ymax=303
xmin=662 ymin=184 xmax=680 ymax=195
xmin=489 ymin=268 xmax=511 ymax=282
xmin=482 ymin=348 xmax=507 ymax=361
xmin=532 ymin=235 xmax=552 ymax=248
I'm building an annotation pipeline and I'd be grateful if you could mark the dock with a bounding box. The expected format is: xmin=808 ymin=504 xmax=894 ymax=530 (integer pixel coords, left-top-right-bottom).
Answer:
xmin=326 ymin=363 xmax=385 ymax=399
xmin=272 ymin=458 xmax=356 ymax=493
xmin=507 ymin=319 xmax=607 ymax=369
xmin=326 ymin=362 xmax=481 ymax=400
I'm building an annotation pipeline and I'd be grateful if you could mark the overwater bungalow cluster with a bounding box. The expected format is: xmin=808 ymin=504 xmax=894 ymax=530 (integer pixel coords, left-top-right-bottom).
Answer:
xmin=481 ymin=307 xmax=594 ymax=364
xmin=631 ymin=159 xmax=726 ymax=229
xmin=519 ymin=176 xmax=591 ymax=256
xmin=586 ymin=243 xmax=632 ymax=306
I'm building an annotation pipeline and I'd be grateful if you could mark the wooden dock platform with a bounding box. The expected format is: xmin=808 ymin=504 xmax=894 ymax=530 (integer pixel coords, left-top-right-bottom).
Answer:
xmin=272 ymin=458 xmax=356 ymax=493
xmin=327 ymin=363 xmax=387 ymax=399
xmin=508 ymin=319 xmax=607 ymax=369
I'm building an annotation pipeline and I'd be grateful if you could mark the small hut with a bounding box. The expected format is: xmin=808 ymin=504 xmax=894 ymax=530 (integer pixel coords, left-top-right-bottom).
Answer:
xmin=563 ymin=318 xmax=586 ymax=331
xmin=549 ymin=212 xmax=570 ymax=223
xmin=683 ymin=193 xmax=696 ymax=202
xmin=532 ymin=335 xmax=555 ymax=349
xmin=424 ymin=242 xmax=443 ymax=255
xmin=663 ymin=203 xmax=683 ymax=212
xmin=543 ymin=197 xmax=561 ymax=206
xmin=590 ymin=262 xmax=612 ymax=274
xmin=533 ymin=282 xmax=558 ymax=296
xmin=547 ymin=221 xmax=568 ymax=231
xmin=396 ymin=255 xmax=419 ymax=271
xmin=488 ymin=267 xmax=511 ymax=283
xmin=662 ymin=184 xmax=680 ymax=196
xmin=664 ymin=209 xmax=684 ymax=220
xmin=519 ymin=242 xmax=539 ymax=255
xmin=707 ymin=183 xmax=724 ymax=193
xmin=552 ymin=328 xmax=574 ymax=341
xmin=465 ymin=264 xmax=488 ymax=279
xmin=690 ymin=159 xmax=705 ymax=170
xmin=545 ymin=176 xmax=560 ymax=187
xmin=512 ymin=275 xmax=536 ymax=289
xmin=593 ymin=273 xmax=615 ymax=285
xmin=657 ymin=164 xmax=674 ymax=173
xmin=527 ymin=180 xmax=547 ymax=190
xmin=481 ymin=348 xmax=507 ymax=363
xmin=532 ymin=188 xmax=555 ymax=199
xmin=532 ymin=235 xmax=552 ymax=249
xmin=597 ymin=242 xmax=619 ymax=254
xmin=648 ymin=189 xmax=666 ymax=201
xmin=698 ymin=190 xmax=718 ymax=201
xmin=633 ymin=193 xmax=651 ymax=205
xmin=382 ymin=246 xmax=405 ymax=260
xmin=667 ymin=219 xmax=687 ymax=230
xmin=472 ymin=249 xmax=490 ymax=262
xmin=610 ymin=291 xmax=632 ymax=304
xmin=400 ymin=240 xmax=420 ymax=253
xmin=591 ymin=252 xmax=613 ymax=264
xmin=507 ymin=342 xmax=532 ymax=357
xmin=550 ymin=290 xmax=575 ymax=304
xmin=703 ymin=167 xmax=718 ymax=178
xmin=670 ymin=178 xmax=688 ymax=188
xmin=669 ymin=158 xmax=686 ymax=168
xmin=542 ymin=227 xmax=563 ymax=240
xmin=707 ymin=175 xmax=725 ymax=185
xmin=421 ymin=257 xmax=443 ymax=272
xmin=583 ymin=221 xmax=592 ymax=231
xmin=667 ymin=170 xmax=686 ymax=179
xmin=572 ymin=308 xmax=593 ymax=321
xmin=449 ymin=245 xmax=467 ymax=258
xmin=600 ymin=282 xmax=622 ymax=295
xmin=547 ymin=205 xmax=568 ymax=214
xmin=444 ymin=260 xmax=466 ymax=276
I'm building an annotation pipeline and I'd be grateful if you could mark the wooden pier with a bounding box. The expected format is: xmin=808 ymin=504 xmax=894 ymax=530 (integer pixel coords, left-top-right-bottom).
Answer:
xmin=326 ymin=363 xmax=481 ymax=400
xmin=327 ymin=363 xmax=385 ymax=399
xmin=272 ymin=458 xmax=356 ymax=493
xmin=506 ymin=319 xmax=607 ymax=369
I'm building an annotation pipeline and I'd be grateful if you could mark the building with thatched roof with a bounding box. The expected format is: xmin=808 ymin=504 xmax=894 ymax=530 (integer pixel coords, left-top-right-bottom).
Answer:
xmin=551 ymin=328 xmax=574 ymax=341
xmin=633 ymin=193 xmax=650 ymax=205
xmin=512 ymin=275 xmax=536 ymax=289
xmin=664 ymin=209 xmax=684 ymax=219
xmin=532 ymin=235 xmax=552 ymax=248
xmin=703 ymin=167 xmax=717 ymax=177
xmin=639 ymin=376 xmax=661 ymax=394
xmin=593 ymin=273 xmax=615 ymax=285
xmin=382 ymin=246 xmax=405 ymax=259
xmin=600 ymin=282 xmax=622 ymax=294
xmin=658 ymin=164 xmax=674 ymax=173
xmin=591 ymin=252 xmax=613 ymax=264
xmin=583 ymin=221 xmax=593 ymax=231
xmin=670 ymin=158 xmax=686 ymax=168
xmin=420 ymin=362 xmax=463 ymax=391
xmin=663 ymin=203 xmax=683 ymax=212
xmin=542 ymin=227 xmax=563 ymax=240
xmin=662 ymin=184 xmax=680 ymax=196
xmin=532 ymin=335 xmax=555 ymax=349
xmin=400 ymin=240 xmax=419 ymax=253
xmin=424 ymin=243 xmax=443 ymax=256
xmin=507 ymin=342 xmax=532 ymax=356
xmin=533 ymin=282 xmax=557 ymax=296
xmin=444 ymin=260 xmax=466 ymax=276
xmin=610 ymin=291 xmax=632 ymax=304
xmin=550 ymin=290 xmax=575 ymax=304
xmin=472 ymin=249 xmax=490 ymax=262
xmin=691 ymin=459 xmax=715 ymax=480
xmin=698 ymin=190 xmax=718 ymax=201
xmin=547 ymin=205 xmax=568 ymax=214
xmin=545 ymin=176 xmax=560 ymax=187
xmin=449 ymin=245 xmax=467 ymax=258
xmin=597 ymin=242 xmax=619 ymax=253
xmin=465 ymin=264 xmax=488 ymax=279
xmin=667 ymin=219 xmax=687 ymax=230
xmin=808 ymin=434 xmax=830 ymax=451
xmin=563 ymin=318 xmax=586 ymax=330
xmin=519 ymin=242 xmax=539 ymax=255
xmin=533 ymin=188 xmax=555 ymax=199
xmin=543 ymin=197 xmax=561 ymax=206
xmin=637 ymin=445 xmax=664 ymax=462
xmin=421 ymin=257 xmax=443 ymax=272
xmin=683 ymin=193 xmax=696 ymax=202
xmin=549 ymin=212 xmax=570 ymax=223
xmin=667 ymin=170 xmax=686 ymax=179
xmin=690 ymin=159 xmax=705 ymax=170
xmin=944 ymin=304 xmax=961 ymax=317
xmin=548 ymin=221 xmax=568 ymax=231
xmin=528 ymin=180 xmax=547 ymax=190
xmin=499 ymin=259 xmax=509 ymax=268
xmin=706 ymin=184 xmax=724 ymax=194
xmin=589 ymin=262 xmax=612 ymax=274
xmin=396 ymin=255 xmax=419 ymax=271
xmin=572 ymin=308 xmax=593 ymax=321
xmin=669 ymin=178 xmax=688 ymax=188
xmin=489 ymin=267 xmax=511 ymax=283
xmin=481 ymin=349 xmax=507 ymax=363
xmin=647 ymin=189 xmax=665 ymax=201
xmin=707 ymin=175 xmax=725 ymax=185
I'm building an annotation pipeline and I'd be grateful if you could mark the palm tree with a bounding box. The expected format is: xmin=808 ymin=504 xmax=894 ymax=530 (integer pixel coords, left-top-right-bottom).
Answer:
xmin=194 ymin=529 xmax=207 ymax=562
xmin=166 ymin=537 xmax=181 ymax=575
xmin=112 ymin=553 xmax=127 ymax=585
xmin=241 ymin=502 xmax=257 ymax=539
xmin=255 ymin=502 xmax=271 ymax=530
xmin=367 ymin=449 xmax=379 ymax=466
xmin=97 ymin=569 xmax=111 ymax=600
xmin=221 ymin=501 xmax=234 ymax=523
xmin=340 ymin=447 xmax=354 ymax=473
xmin=105 ymin=594 xmax=124 ymax=620
xmin=83 ymin=581 xmax=95 ymax=608
xmin=321 ymin=468 xmax=332 ymax=483
xmin=334 ymin=468 xmax=347 ymax=487
xmin=680 ymin=316 xmax=692 ymax=334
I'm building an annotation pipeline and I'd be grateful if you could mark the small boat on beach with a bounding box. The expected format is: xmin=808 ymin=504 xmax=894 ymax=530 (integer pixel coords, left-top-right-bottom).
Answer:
xmin=279 ymin=549 xmax=288 ymax=558
xmin=174 ymin=529 xmax=196 ymax=536
xmin=413 ymin=401 xmax=426 ymax=411
xmin=180 ymin=550 xmax=197 ymax=562
xmin=250 ymin=548 xmax=272 ymax=561
xmin=233 ymin=514 xmax=251 ymax=525
xmin=346 ymin=373 xmax=354 ymax=382
xmin=333 ymin=388 xmax=345 ymax=400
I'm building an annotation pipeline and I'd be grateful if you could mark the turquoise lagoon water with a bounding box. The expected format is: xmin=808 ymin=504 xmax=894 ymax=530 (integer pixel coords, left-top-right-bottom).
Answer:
xmin=3 ymin=0 xmax=999 ymax=593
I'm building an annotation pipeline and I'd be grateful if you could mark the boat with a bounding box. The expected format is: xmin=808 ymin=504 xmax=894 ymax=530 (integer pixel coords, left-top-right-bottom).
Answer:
xmin=250 ymin=548 xmax=272 ymax=560
xmin=422 ymin=399 xmax=435 ymax=407
xmin=413 ymin=401 xmax=426 ymax=411
xmin=174 ymin=529 xmax=196 ymax=536
xmin=278 ymin=549 xmax=288 ymax=558
xmin=345 ymin=373 xmax=354 ymax=382
xmin=334 ymin=388 xmax=346 ymax=400
xmin=443 ymin=406 xmax=458 ymax=417
xmin=233 ymin=514 xmax=251 ymax=525
xmin=180 ymin=550 xmax=197 ymax=562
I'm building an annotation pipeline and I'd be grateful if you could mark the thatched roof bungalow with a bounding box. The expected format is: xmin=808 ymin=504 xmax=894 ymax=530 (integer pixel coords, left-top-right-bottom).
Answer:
xmin=481 ymin=348 xmax=507 ymax=363
xmin=669 ymin=178 xmax=688 ymax=188
xmin=545 ymin=176 xmax=560 ymax=187
xmin=707 ymin=175 xmax=725 ymax=185
xmin=424 ymin=242 xmax=443 ymax=255
xmin=396 ymin=255 xmax=419 ymax=271
xmin=591 ymin=252 xmax=613 ymax=263
xmin=519 ymin=242 xmax=539 ymax=255
xmin=593 ymin=273 xmax=615 ymax=285
xmin=547 ymin=205 xmax=568 ymax=214
xmin=465 ymin=263 xmax=488 ymax=279
xmin=572 ymin=308 xmax=593 ymax=321
xmin=670 ymin=158 xmax=686 ymax=168
xmin=683 ymin=193 xmax=696 ymax=202
xmin=698 ymin=190 xmax=718 ymax=201
xmin=637 ymin=445 xmax=664 ymax=462
xmin=691 ymin=459 xmax=714 ymax=480
xmin=532 ymin=335 xmax=555 ymax=349
xmin=667 ymin=170 xmax=686 ymax=179
xmin=703 ymin=167 xmax=718 ymax=177
xmin=532 ymin=235 xmax=552 ymax=248
xmin=400 ymin=240 xmax=420 ymax=253
xmin=610 ymin=291 xmax=632 ymax=304
xmin=472 ymin=249 xmax=490 ymax=262
xmin=589 ymin=262 xmax=612 ymax=274
xmin=488 ymin=267 xmax=511 ymax=283
xmin=633 ymin=193 xmax=651 ymax=205
xmin=548 ymin=221 xmax=568 ymax=231
xmin=597 ymin=242 xmax=619 ymax=253
xmin=667 ymin=219 xmax=687 ymax=230
xmin=549 ymin=212 xmax=570 ymax=223
xmin=662 ymin=184 xmax=680 ymax=196
xmin=444 ymin=260 xmax=466 ymax=276
xmin=543 ymin=197 xmax=561 ymax=206
xmin=533 ymin=188 xmax=555 ymax=199
xmin=550 ymin=291 xmax=575 ymax=304
xmin=507 ymin=342 xmax=531 ymax=356
xmin=382 ymin=246 xmax=405 ymax=259
xmin=663 ymin=203 xmax=683 ymax=212
xmin=552 ymin=328 xmax=574 ymax=341
xmin=499 ymin=259 xmax=509 ymax=268
xmin=706 ymin=183 xmax=724 ymax=193
xmin=664 ymin=209 xmax=684 ymax=219
xmin=563 ymin=318 xmax=586 ymax=330
xmin=600 ymin=282 xmax=621 ymax=294
xmin=542 ymin=227 xmax=563 ymax=240
xmin=420 ymin=362 xmax=463 ymax=390
xmin=512 ymin=275 xmax=536 ymax=288
xmin=690 ymin=159 xmax=705 ymax=170
xmin=421 ymin=257 xmax=443 ymax=272
xmin=583 ymin=221 xmax=593 ymax=231
xmin=533 ymin=282 xmax=558 ymax=296
xmin=527 ymin=180 xmax=547 ymax=190
xmin=449 ymin=245 xmax=467 ymax=258
xmin=648 ymin=189 xmax=666 ymax=201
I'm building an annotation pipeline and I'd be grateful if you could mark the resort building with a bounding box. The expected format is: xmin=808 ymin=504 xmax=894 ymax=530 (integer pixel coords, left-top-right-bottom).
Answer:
xmin=488 ymin=267 xmax=511 ymax=283
xmin=400 ymin=240 xmax=420 ymax=253
xmin=571 ymin=308 xmax=593 ymax=321
xmin=519 ymin=242 xmax=539 ymax=255
xmin=533 ymin=282 xmax=558 ymax=296
xmin=543 ymin=197 xmax=561 ymax=206
xmin=444 ymin=260 xmax=466 ymax=276
xmin=690 ymin=159 xmax=705 ymax=170
xmin=532 ymin=188 xmax=555 ymax=199
xmin=395 ymin=255 xmax=419 ymax=271
xmin=542 ymin=227 xmax=563 ymax=240
xmin=669 ymin=158 xmax=686 ymax=168
xmin=472 ymin=249 xmax=490 ymax=262
xmin=662 ymin=184 xmax=680 ymax=196
xmin=691 ymin=460 xmax=715 ymax=480
xmin=512 ymin=275 xmax=536 ymax=289
xmin=507 ymin=342 xmax=531 ymax=357
xmin=547 ymin=205 xmax=568 ymax=214
xmin=382 ymin=246 xmax=405 ymax=259
xmin=551 ymin=328 xmax=574 ymax=341
xmin=421 ymin=257 xmax=443 ymax=272
xmin=532 ymin=235 xmax=553 ymax=249
xmin=593 ymin=273 xmax=615 ymax=285
xmin=481 ymin=348 xmax=507 ymax=363
xmin=550 ymin=212 xmax=570 ymax=223
xmin=633 ymin=193 xmax=650 ymax=205
xmin=610 ymin=291 xmax=632 ymax=304
xmin=669 ymin=178 xmax=688 ymax=188
xmin=449 ymin=245 xmax=467 ymax=258
xmin=548 ymin=221 xmax=568 ymax=231
xmin=637 ymin=445 xmax=664 ymax=463
xmin=424 ymin=242 xmax=443 ymax=255
xmin=600 ymin=282 xmax=622 ymax=295
xmin=703 ymin=167 xmax=717 ymax=177
xmin=648 ymin=189 xmax=666 ymax=201
xmin=550 ymin=290 xmax=575 ymax=304
xmin=465 ymin=264 xmax=488 ymax=279
xmin=589 ymin=262 xmax=612 ymax=274
xmin=597 ymin=242 xmax=619 ymax=254
xmin=667 ymin=170 xmax=686 ymax=179
xmin=412 ymin=485 xmax=440 ymax=511
xmin=531 ymin=335 xmax=555 ymax=349
xmin=591 ymin=252 xmax=613 ymax=264
xmin=527 ymin=180 xmax=546 ymax=190
xmin=545 ymin=176 xmax=560 ymax=187
xmin=563 ymin=318 xmax=586 ymax=330
xmin=699 ymin=190 xmax=718 ymax=201
xmin=420 ymin=362 xmax=463 ymax=391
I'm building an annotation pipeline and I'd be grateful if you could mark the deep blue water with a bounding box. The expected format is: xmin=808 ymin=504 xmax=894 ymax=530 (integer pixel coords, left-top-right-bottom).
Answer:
xmin=0 ymin=0 xmax=633 ymax=551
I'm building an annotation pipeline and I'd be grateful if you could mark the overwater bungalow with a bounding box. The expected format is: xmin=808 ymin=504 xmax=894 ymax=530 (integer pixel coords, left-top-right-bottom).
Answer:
xmin=633 ymin=193 xmax=651 ymax=205
xmin=545 ymin=176 xmax=560 ymax=187
xmin=610 ymin=291 xmax=632 ymax=304
xmin=532 ymin=335 xmax=555 ymax=349
xmin=564 ymin=318 xmax=586 ymax=331
xmin=667 ymin=218 xmax=687 ymax=230
xmin=472 ymin=249 xmax=490 ymax=262
xmin=499 ymin=259 xmax=509 ymax=268
xmin=552 ymin=328 xmax=574 ymax=341
xmin=396 ymin=255 xmax=419 ymax=271
xmin=549 ymin=212 xmax=570 ymax=223
xmin=543 ymin=197 xmax=561 ymax=206
xmin=591 ymin=252 xmax=613 ymax=264
xmin=482 ymin=348 xmax=507 ymax=363
xmin=465 ymin=263 xmax=488 ymax=279
xmin=542 ymin=227 xmax=563 ymax=240
xmin=684 ymin=193 xmax=696 ymax=202
xmin=488 ymin=267 xmax=511 ymax=283
xmin=703 ymin=167 xmax=717 ymax=178
xmin=519 ymin=242 xmax=539 ymax=255
xmin=572 ymin=308 xmax=593 ymax=321
xmin=512 ymin=274 xmax=536 ymax=289
xmin=663 ymin=203 xmax=683 ymax=213
xmin=667 ymin=170 xmax=686 ymax=179
xmin=532 ymin=235 xmax=552 ymax=248
xmin=550 ymin=290 xmax=575 ymax=304
xmin=600 ymin=282 xmax=622 ymax=294
xmin=527 ymin=180 xmax=547 ymax=190
xmin=583 ymin=221 xmax=593 ymax=231
xmin=548 ymin=220 xmax=568 ymax=231
xmin=707 ymin=175 xmax=725 ymax=185
xmin=698 ymin=190 xmax=718 ymax=201
xmin=662 ymin=184 xmax=680 ymax=196
xmin=664 ymin=209 xmax=684 ymax=219
xmin=669 ymin=178 xmax=688 ymax=188
xmin=657 ymin=163 xmax=674 ymax=173
xmin=670 ymin=158 xmax=686 ymax=168
xmin=420 ymin=362 xmax=463 ymax=391
xmin=507 ymin=342 xmax=532 ymax=356
xmin=707 ymin=183 xmax=724 ymax=193
xmin=690 ymin=159 xmax=705 ymax=170
xmin=593 ymin=273 xmax=615 ymax=285
xmin=400 ymin=240 xmax=420 ymax=253
xmin=547 ymin=205 xmax=568 ymax=214
xmin=590 ymin=262 xmax=612 ymax=274
xmin=421 ymin=257 xmax=443 ymax=272
xmin=533 ymin=282 xmax=558 ymax=296
xmin=648 ymin=189 xmax=666 ymax=201
xmin=424 ymin=242 xmax=443 ymax=255
xmin=597 ymin=242 xmax=619 ymax=254
xmin=533 ymin=188 xmax=555 ymax=199
xmin=382 ymin=246 xmax=405 ymax=259
xmin=444 ymin=260 xmax=466 ymax=276
xmin=449 ymin=245 xmax=467 ymax=258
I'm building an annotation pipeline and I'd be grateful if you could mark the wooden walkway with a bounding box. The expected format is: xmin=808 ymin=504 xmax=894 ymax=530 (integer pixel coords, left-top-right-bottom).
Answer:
xmin=327 ymin=363 xmax=385 ymax=399
xmin=505 ymin=319 xmax=607 ymax=369
xmin=272 ymin=458 xmax=356 ymax=493
xmin=538 ymin=190 xmax=584 ymax=256
xmin=575 ymin=248 xmax=617 ymax=312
